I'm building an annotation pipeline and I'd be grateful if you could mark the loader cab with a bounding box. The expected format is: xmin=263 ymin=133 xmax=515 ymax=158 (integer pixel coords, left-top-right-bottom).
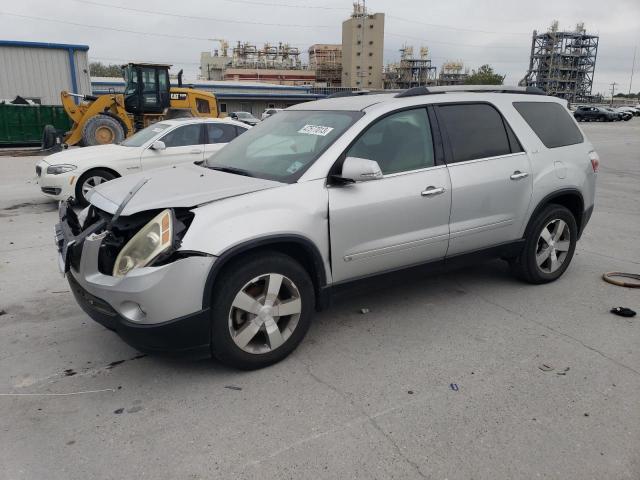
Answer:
xmin=122 ymin=63 xmax=171 ymax=115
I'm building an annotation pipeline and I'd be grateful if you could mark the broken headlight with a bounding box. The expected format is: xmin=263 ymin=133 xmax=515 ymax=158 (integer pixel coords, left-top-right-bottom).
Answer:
xmin=113 ymin=209 xmax=174 ymax=277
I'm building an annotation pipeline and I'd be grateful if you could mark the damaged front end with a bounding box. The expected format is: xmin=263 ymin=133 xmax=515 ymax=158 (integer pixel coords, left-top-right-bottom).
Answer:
xmin=56 ymin=200 xmax=196 ymax=276
xmin=54 ymin=200 xmax=215 ymax=356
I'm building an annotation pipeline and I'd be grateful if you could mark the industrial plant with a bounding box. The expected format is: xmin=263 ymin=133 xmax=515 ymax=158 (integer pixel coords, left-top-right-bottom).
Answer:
xmin=383 ymin=45 xmax=437 ymax=90
xmin=522 ymin=21 xmax=599 ymax=103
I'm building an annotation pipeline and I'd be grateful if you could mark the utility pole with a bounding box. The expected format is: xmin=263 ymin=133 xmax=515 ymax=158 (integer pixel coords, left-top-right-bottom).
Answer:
xmin=630 ymin=46 xmax=637 ymax=96
xmin=610 ymin=82 xmax=618 ymax=105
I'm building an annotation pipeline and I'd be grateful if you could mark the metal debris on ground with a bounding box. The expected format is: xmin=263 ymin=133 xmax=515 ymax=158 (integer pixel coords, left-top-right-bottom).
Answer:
xmin=224 ymin=385 xmax=242 ymax=391
xmin=556 ymin=367 xmax=570 ymax=376
xmin=359 ymin=308 xmax=370 ymax=314
xmin=538 ymin=363 xmax=554 ymax=372
xmin=450 ymin=383 xmax=459 ymax=391
xmin=610 ymin=307 xmax=636 ymax=317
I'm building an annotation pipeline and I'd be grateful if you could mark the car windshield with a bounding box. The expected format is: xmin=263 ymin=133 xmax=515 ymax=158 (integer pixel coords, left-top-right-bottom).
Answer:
xmin=205 ymin=110 xmax=362 ymax=182
xmin=120 ymin=123 xmax=171 ymax=147
xmin=235 ymin=112 xmax=254 ymax=119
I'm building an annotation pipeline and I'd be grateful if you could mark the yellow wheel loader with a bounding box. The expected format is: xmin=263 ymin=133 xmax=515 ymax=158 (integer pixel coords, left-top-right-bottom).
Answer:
xmin=58 ymin=63 xmax=218 ymax=147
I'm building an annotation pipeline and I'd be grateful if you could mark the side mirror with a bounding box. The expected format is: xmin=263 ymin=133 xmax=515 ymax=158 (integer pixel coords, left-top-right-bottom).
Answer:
xmin=150 ymin=140 xmax=166 ymax=151
xmin=340 ymin=156 xmax=383 ymax=183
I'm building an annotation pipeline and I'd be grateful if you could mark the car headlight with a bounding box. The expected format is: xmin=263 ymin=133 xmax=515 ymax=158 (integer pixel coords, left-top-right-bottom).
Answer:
xmin=46 ymin=164 xmax=77 ymax=175
xmin=113 ymin=209 xmax=174 ymax=277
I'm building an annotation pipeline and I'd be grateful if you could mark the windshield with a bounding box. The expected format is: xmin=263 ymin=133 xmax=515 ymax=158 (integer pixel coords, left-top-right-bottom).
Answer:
xmin=120 ymin=123 xmax=171 ymax=147
xmin=206 ymin=110 xmax=362 ymax=182
xmin=235 ymin=112 xmax=254 ymax=119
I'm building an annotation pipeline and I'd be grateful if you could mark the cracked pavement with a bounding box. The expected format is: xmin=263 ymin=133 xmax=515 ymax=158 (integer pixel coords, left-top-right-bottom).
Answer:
xmin=1 ymin=121 xmax=639 ymax=479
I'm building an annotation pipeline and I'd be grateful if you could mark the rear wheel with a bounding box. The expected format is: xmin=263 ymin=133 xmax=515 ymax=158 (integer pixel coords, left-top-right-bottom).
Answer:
xmin=510 ymin=205 xmax=577 ymax=284
xmin=74 ymin=168 xmax=116 ymax=206
xmin=81 ymin=115 xmax=125 ymax=146
xmin=210 ymin=252 xmax=315 ymax=370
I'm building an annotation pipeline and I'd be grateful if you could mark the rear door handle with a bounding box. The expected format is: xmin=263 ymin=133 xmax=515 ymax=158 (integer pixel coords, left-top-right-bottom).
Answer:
xmin=421 ymin=186 xmax=445 ymax=197
xmin=190 ymin=149 xmax=203 ymax=154
xmin=510 ymin=171 xmax=529 ymax=180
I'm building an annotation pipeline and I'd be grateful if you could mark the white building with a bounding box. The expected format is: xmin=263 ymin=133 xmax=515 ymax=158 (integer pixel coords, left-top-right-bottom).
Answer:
xmin=0 ymin=40 xmax=91 ymax=105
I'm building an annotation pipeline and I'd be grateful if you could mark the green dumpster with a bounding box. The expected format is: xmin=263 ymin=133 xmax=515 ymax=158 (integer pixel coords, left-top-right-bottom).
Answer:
xmin=0 ymin=104 xmax=71 ymax=146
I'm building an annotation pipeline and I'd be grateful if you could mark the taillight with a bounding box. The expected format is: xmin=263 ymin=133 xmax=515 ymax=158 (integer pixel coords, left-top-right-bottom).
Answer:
xmin=589 ymin=150 xmax=599 ymax=173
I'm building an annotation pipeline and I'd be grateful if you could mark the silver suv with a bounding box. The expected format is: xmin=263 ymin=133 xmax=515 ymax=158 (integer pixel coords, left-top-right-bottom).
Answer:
xmin=55 ymin=86 xmax=598 ymax=369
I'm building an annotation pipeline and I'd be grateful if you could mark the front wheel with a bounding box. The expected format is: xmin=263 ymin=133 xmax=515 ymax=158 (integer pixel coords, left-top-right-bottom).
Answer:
xmin=510 ymin=205 xmax=577 ymax=284
xmin=210 ymin=252 xmax=315 ymax=369
xmin=74 ymin=169 xmax=116 ymax=206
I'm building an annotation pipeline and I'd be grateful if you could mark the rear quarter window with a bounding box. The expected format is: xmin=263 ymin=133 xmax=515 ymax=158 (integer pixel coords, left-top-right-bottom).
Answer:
xmin=513 ymin=102 xmax=583 ymax=148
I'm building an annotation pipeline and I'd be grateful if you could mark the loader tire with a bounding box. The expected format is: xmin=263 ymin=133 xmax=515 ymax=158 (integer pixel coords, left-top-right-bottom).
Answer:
xmin=41 ymin=124 xmax=57 ymax=150
xmin=81 ymin=115 xmax=125 ymax=146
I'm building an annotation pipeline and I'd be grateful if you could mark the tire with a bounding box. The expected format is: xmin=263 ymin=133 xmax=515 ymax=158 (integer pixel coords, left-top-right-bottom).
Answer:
xmin=81 ymin=115 xmax=125 ymax=146
xmin=210 ymin=251 xmax=315 ymax=370
xmin=41 ymin=124 xmax=57 ymax=149
xmin=74 ymin=168 xmax=117 ymax=207
xmin=510 ymin=204 xmax=577 ymax=284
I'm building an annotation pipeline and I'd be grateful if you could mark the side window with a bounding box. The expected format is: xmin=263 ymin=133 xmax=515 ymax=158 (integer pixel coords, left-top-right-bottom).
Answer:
xmin=437 ymin=104 xmax=511 ymax=163
xmin=219 ymin=103 xmax=227 ymax=113
xmin=235 ymin=126 xmax=248 ymax=136
xmin=513 ymin=102 xmax=583 ymax=148
xmin=160 ymin=124 xmax=202 ymax=147
xmin=196 ymin=98 xmax=211 ymax=114
xmin=346 ymin=108 xmax=434 ymax=174
xmin=206 ymin=124 xmax=236 ymax=144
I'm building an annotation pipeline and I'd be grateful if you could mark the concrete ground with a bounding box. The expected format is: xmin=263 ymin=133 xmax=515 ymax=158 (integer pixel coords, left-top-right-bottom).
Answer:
xmin=0 ymin=121 xmax=639 ymax=479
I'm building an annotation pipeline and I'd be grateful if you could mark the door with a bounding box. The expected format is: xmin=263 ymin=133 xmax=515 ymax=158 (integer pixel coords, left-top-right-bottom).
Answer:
xmin=329 ymin=108 xmax=452 ymax=283
xmin=436 ymin=103 xmax=533 ymax=256
xmin=203 ymin=123 xmax=244 ymax=159
xmin=141 ymin=123 xmax=205 ymax=170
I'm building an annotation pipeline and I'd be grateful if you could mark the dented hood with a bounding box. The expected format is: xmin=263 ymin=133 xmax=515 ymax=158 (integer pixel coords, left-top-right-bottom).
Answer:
xmin=87 ymin=163 xmax=283 ymax=216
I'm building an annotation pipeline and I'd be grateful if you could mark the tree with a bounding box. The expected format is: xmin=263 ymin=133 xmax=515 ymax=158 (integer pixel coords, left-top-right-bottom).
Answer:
xmin=465 ymin=64 xmax=505 ymax=85
xmin=89 ymin=61 xmax=122 ymax=77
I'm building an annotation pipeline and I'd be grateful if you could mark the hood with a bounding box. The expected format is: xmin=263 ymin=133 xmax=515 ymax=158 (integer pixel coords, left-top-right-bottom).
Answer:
xmin=86 ymin=162 xmax=283 ymax=216
xmin=43 ymin=144 xmax=134 ymax=165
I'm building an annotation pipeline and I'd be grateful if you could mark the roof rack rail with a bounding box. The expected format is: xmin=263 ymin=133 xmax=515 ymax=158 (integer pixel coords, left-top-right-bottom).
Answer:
xmin=326 ymin=90 xmax=371 ymax=99
xmin=394 ymin=85 xmax=546 ymax=98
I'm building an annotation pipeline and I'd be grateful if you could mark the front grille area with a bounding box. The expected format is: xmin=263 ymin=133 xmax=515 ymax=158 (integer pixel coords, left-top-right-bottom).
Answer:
xmin=41 ymin=187 xmax=61 ymax=195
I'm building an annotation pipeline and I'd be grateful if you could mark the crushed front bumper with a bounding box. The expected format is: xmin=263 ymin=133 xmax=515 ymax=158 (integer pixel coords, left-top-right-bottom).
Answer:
xmin=55 ymin=201 xmax=216 ymax=355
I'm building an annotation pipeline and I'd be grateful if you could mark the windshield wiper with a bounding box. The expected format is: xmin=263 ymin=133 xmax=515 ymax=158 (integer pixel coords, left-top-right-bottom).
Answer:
xmin=209 ymin=165 xmax=254 ymax=177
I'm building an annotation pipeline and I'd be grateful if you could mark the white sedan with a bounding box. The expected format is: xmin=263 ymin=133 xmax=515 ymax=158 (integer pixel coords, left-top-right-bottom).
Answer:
xmin=35 ymin=118 xmax=249 ymax=205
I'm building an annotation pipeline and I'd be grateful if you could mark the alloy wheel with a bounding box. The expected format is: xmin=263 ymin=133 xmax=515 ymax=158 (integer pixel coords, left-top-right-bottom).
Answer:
xmin=536 ymin=219 xmax=571 ymax=274
xmin=81 ymin=176 xmax=107 ymax=196
xmin=228 ymin=273 xmax=302 ymax=354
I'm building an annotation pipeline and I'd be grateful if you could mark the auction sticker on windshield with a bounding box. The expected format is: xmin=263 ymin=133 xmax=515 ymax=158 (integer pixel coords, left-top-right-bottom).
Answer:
xmin=298 ymin=125 xmax=334 ymax=136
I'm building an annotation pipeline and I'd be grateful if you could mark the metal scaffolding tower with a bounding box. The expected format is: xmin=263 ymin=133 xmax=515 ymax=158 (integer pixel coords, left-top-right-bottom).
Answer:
xmin=523 ymin=22 xmax=599 ymax=103
xmin=384 ymin=46 xmax=437 ymax=89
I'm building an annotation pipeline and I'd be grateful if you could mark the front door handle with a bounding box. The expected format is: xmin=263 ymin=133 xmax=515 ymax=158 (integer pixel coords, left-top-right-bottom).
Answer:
xmin=190 ymin=149 xmax=203 ymax=154
xmin=421 ymin=186 xmax=445 ymax=197
xmin=510 ymin=171 xmax=529 ymax=180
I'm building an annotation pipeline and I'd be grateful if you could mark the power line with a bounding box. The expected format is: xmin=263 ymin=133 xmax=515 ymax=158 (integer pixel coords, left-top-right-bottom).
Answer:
xmin=386 ymin=32 xmax=527 ymax=50
xmin=214 ymin=0 xmax=348 ymax=10
xmin=0 ymin=12 xmax=216 ymax=41
xmin=386 ymin=15 xmax=529 ymax=36
xmin=70 ymin=0 xmax=335 ymax=28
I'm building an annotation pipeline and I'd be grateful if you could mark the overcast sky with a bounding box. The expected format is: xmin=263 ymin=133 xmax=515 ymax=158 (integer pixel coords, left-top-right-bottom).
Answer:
xmin=1 ymin=0 xmax=638 ymax=95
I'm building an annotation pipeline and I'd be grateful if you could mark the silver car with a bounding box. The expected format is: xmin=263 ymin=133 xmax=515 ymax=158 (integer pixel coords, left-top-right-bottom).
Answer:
xmin=55 ymin=86 xmax=598 ymax=369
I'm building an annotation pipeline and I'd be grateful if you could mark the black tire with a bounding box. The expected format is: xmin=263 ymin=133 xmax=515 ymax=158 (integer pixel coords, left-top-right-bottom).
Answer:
xmin=74 ymin=168 xmax=117 ymax=207
xmin=81 ymin=115 xmax=125 ymax=146
xmin=41 ymin=124 xmax=57 ymax=149
xmin=210 ymin=251 xmax=315 ymax=370
xmin=510 ymin=204 xmax=578 ymax=284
